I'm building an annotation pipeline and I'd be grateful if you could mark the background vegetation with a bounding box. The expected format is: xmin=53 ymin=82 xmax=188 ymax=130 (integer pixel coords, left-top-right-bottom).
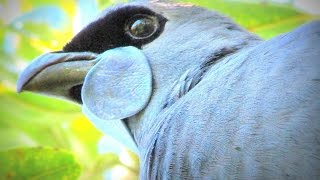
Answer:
xmin=0 ymin=0 xmax=317 ymax=179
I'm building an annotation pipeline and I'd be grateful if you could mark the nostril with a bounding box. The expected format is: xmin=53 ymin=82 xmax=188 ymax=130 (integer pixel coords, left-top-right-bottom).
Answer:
xmin=69 ymin=84 xmax=83 ymax=104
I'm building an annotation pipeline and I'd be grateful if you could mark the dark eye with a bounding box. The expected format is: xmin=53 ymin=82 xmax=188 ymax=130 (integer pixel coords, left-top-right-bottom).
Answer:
xmin=125 ymin=15 xmax=159 ymax=39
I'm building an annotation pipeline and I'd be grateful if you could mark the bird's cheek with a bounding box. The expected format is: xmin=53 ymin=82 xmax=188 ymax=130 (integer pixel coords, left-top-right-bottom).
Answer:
xmin=81 ymin=46 xmax=153 ymax=121
xmin=81 ymin=46 xmax=152 ymax=120
xmin=80 ymin=46 xmax=152 ymax=154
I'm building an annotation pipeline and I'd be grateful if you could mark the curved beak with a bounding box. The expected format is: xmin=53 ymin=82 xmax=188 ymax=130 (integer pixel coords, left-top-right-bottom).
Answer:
xmin=16 ymin=48 xmax=140 ymax=153
xmin=17 ymin=51 xmax=98 ymax=103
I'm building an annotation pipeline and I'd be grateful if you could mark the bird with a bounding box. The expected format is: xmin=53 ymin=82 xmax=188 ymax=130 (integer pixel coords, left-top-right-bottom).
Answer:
xmin=17 ymin=1 xmax=320 ymax=179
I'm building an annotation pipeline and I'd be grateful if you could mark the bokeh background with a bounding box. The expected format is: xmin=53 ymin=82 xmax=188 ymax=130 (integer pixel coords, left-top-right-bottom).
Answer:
xmin=0 ymin=0 xmax=319 ymax=179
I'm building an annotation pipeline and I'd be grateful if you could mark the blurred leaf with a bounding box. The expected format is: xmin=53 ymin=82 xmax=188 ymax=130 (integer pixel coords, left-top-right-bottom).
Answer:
xmin=15 ymin=34 xmax=43 ymax=60
xmin=80 ymin=153 xmax=120 ymax=180
xmin=96 ymin=0 xmax=112 ymax=11
xmin=21 ymin=0 xmax=63 ymax=7
xmin=180 ymin=0 xmax=317 ymax=38
xmin=0 ymin=86 xmax=112 ymax=176
xmin=1 ymin=89 xmax=80 ymax=114
xmin=68 ymin=116 xmax=103 ymax=162
xmin=0 ymin=147 xmax=81 ymax=180
xmin=0 ymin=89 xmax=82 ymax=149
xmin=0 ymin=20 xmax=4 ymax=44
xmin=0 ymin=52 xmax=18 ymax=83
xmin=20 ymin=1 xmax=77 ymax=22
xmin=10 ymin=6 xmax=67 ymax=30
xmin=75 ymin=0 xmax=99 ymax=31
xmin=252 ymin=15 xmax=311 ymax=39
xmin=96 ymin=0 xmax=128 ymax=11
xmin=6 ymin=6 xmax=70 ymax=59
xmin=0 ymin=129 xmax=36 ymax=150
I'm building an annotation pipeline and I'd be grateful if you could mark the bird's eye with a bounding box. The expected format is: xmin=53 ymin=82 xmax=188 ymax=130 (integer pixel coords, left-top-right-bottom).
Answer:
xmin=125 ymin=15 xmax=159 ymax=39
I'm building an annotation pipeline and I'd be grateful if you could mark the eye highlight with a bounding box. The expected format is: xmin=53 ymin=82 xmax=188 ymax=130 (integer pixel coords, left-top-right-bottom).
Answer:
xmin=125 ymin=14 xmax=159 ymax=39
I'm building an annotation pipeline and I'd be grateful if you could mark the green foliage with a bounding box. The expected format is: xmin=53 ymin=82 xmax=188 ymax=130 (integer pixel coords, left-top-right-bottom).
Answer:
xmin=0 ymin=0 xmax=317 ymax=179
xmin=0 ymin=147 xmax=81 ymax=180
xmin=179 ymin=0 xmax=317 ymax=39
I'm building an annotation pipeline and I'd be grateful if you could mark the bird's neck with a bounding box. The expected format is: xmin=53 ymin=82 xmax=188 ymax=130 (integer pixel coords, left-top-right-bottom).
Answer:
xmin=126 ymin=22 xmax=263 ymax=156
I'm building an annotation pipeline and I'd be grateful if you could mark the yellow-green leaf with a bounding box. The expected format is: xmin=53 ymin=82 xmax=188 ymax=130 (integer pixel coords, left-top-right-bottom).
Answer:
xmin=180 ymin=0 xmax=317 ymax=39
xmin=0 ymin=147 xmax=81 ymax=180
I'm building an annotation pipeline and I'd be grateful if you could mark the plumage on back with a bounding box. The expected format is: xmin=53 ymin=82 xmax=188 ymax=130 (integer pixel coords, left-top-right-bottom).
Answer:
xmin=143 ymin=21 xmax=320 ymax=179
xmin=17 ymin=1 xmax=320 ymax=179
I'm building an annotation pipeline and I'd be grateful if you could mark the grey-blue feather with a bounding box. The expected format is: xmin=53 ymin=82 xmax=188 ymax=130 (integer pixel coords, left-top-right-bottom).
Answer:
xmin=138 ymin=21 xmax=320 ymax=179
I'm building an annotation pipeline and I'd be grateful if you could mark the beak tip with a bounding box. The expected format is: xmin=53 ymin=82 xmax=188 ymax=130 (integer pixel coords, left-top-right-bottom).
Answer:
xmin=16 ymin=85 xmax=23 ymax=93
xmin=16 ymin=78 xmax=25 ymax=93
xmin=16 ymin=72 xmax=29 ymax=93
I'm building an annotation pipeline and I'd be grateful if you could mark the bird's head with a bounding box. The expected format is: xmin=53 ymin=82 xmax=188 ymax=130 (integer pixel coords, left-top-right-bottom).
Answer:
xmin=17 ymin=1 xmax=261 ymax=152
